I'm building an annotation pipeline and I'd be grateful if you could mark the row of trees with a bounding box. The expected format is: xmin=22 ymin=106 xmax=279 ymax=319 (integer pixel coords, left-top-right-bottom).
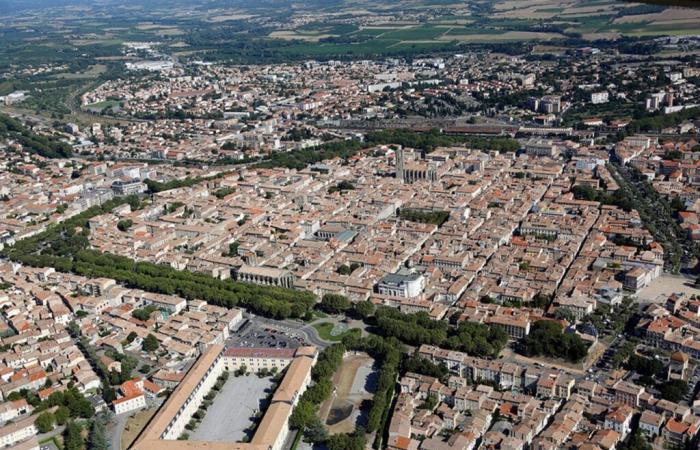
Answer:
xmin=365 ymin=129 xmax=520 ymax=153
xmin=289 ymin=344 xmax=346 ymax=441
xmin=571 ymin=184 xmax=634 ymax=212
xmin=144 ymin=171 xmax=230 ymax=194
xmin=341 ymin=333 xmax=402 ymax=448
xmin=372 ymin=306 xmax=508 ymax=358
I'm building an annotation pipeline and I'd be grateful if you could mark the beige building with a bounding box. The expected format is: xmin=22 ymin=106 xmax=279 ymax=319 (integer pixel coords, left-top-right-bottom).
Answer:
xmin=133 ymin=344 xmax=317 ymax=450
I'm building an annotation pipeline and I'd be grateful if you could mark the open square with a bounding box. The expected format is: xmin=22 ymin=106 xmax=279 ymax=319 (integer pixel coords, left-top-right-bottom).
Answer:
xmin=191 ymin=374 xmax=275 ymax=442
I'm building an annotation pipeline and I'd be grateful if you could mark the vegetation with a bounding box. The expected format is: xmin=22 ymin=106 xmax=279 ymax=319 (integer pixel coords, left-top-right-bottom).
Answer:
xmin=35 ymin=411 xmax=55 ymax=433
xmin=117 ymin=219 xmax=133 ymax=232
xmin=659 ymin=379 xmax=688 ymax=402
xmin=398 ymin=208 xmax=450 ymax=226
xmin=372 ymin=306 xmax=507 ymax=357
xmin=351 ymin=300 xmax=376 ymax=320
xmin=519 ymin=320 xmax=589 ymax=362
xmin=8 ymin=386 xmax=95 ymax=419
xmin=64 ymin=421 xmax=84 ymax=450
xmin=142 ymin=333 xmax=160 ymax=352
xmin=317 ymin=294 xmax=352 ymax=314
xmin=132 ymin=305 xmax=159 ymax=321
xmin=623 ymin=106 xmax=700 ymax=136
xmin=313 ymin=322 xmax=360 ymax=342
xmin=341 ymin=334 xmax=402 ymax=448
xmin=290 ymin=344 xmax=345 ymax=432
xmin=403 ymin=355 xmax=450 ymax=383
xmin=367 ymin=129 xmax=520 ymax=153
xmin=145 ymin=171 xmax=233 ymax=194
xmin=255 ymin=129 xmax=520 ymax=171
xmin=608 ymin=163 xmax=700 ymax=272
xmin=571 ymin=184 xmax=634 ymax=211
xmin=328 ymin=180 xmax=355 ymax=194
xmin=87 ymin=416 xmax=110 ymax=450
xmin=625 ymin=354 xmax=664 ymax=386
xmin=213 ymin=187 xmax=236 ymax=199
xmin=0 ymin=113 xmax=73 ymax=158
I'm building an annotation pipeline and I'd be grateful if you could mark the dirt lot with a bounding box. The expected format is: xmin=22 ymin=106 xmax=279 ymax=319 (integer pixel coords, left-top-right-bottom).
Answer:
xmin=121 ymin=407 xmax=158 ymax=450
xmin=319 ymin=353 xmax=376 ymax=435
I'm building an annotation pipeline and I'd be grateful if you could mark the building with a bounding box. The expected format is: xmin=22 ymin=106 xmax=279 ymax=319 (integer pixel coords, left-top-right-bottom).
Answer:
xmin=524 ymin=139 xmax=558 ymax=157
xmin=639 ymin=410 xmax=665 ymax=438
xmin=396 ymin=148 xmax=438 ymax=184
xmin=486 ymin=315 xmax=530 ymax=339
xmin=611 ymin=381 xmax=644 ymax=408
xmin=223 ymin=347 xmax=297 ymax=372
xmin=237 ymin=265 xmax=295 ymax=289
xmin=132 ymin=344 xmax=317 ymax=450
xmin=591 ymin=92 xmax=609 ymax=104
xmin=377 ymin=271 xmax=425 ymax=298
xmin=0 ymin=414 xmax=38 ymax=448
xmin=111 ymin=179 xmax=147 ymax=196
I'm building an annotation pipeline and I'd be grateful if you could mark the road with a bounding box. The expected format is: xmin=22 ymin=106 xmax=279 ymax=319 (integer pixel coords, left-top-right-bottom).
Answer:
xmin=108 ymin=412 xmax=129 ymax=450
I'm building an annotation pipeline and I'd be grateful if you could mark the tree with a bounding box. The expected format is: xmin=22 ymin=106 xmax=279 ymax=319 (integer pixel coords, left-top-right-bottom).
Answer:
xmin=55 ymin=406 xmax=70 ymax=425
xmin=318 ymin=294 xmax=351 ymax=314
xmin=519 ymin=320 xmax=588 ymax=363
xmin=619 ymin=430 xmax=652 ymax=450
xmin=35 ymin=412 xmax=55 ymax=433
xmin=87 ymin=417 xmax=109 ymax=450
xmin=64 ymin=421 xmax=84 ymax=450
xmin=289 ymin=399 xmax=316 ymax=430
xmin=403 ymin=356 xmax=449 ymax=382
xmin=659 ymin=379 xmax=688 ymax=402
xmin=142 ymin=334 xmax=159 ymax=352
xmin=303 ymin=416 xmax=328 ymax=443
xmin=352 ymin=300 xmax=375 ymax=319
xmin=117 ymin=219 xmax=133 ymax=232
xmin=102 ymin=386 xmax=116 ymax=403
xmin=125 ymin=331 xmax=138 ymax=343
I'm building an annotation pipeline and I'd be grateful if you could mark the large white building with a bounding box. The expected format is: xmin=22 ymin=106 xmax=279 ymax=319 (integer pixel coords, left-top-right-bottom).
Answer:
xmin=377 ymin=271 xmax=425 ymax=298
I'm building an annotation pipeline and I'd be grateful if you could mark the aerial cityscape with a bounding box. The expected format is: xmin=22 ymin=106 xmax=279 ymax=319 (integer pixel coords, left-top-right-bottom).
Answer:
xmin=1 ymin=0 xmax=700 ymax=450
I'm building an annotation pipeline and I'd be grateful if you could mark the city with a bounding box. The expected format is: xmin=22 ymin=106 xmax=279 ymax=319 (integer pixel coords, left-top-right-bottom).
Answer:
xmin=1 ymin=1 xmax=700 ymax=450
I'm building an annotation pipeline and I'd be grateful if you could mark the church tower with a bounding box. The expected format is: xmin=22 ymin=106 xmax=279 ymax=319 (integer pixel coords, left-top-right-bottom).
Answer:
xmin=395 ymin=147 xmax=405 ymax=182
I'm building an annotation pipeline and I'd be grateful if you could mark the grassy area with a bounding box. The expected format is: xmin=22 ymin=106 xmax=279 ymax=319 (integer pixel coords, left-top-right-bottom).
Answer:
xmin=86 ymin=99 xmax=121 ymax=111
xmin=121 ymin=407 xmax=159 ymax=450
xmin=303 ymin=310 xmax=328 ymax=323
xmin=313 ymin=321 xmax=359 ymax=342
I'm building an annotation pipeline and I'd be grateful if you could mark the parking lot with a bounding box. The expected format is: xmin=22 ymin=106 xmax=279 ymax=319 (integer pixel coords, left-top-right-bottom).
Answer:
xmin=227 ymin=319 xmax=306 ymax=349
xmin=191 ymin=374 xmax=274 ymax=442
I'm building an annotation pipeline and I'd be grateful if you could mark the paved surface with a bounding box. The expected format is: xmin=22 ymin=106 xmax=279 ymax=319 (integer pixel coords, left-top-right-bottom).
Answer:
xmin=108 ymin=413 xmax=129 ymax=450
xmin=637 ymin=273 xmax=699 ymax=306
xmin=191 ymin=374 xmax=274 ymax=442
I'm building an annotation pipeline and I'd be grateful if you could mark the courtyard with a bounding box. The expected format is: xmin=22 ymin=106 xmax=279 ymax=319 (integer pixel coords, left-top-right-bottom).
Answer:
xmin=191 ymin=373 xmax=275 ymax=442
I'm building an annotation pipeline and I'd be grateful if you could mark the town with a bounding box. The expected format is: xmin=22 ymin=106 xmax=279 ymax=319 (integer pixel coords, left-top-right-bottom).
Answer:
xmin=1 ymin=1 xmax=700 ymax=450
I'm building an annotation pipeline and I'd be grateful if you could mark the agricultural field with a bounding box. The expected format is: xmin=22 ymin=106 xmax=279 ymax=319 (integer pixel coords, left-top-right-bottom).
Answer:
xmin=0 ymin=0 xmax=698 ymax=87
